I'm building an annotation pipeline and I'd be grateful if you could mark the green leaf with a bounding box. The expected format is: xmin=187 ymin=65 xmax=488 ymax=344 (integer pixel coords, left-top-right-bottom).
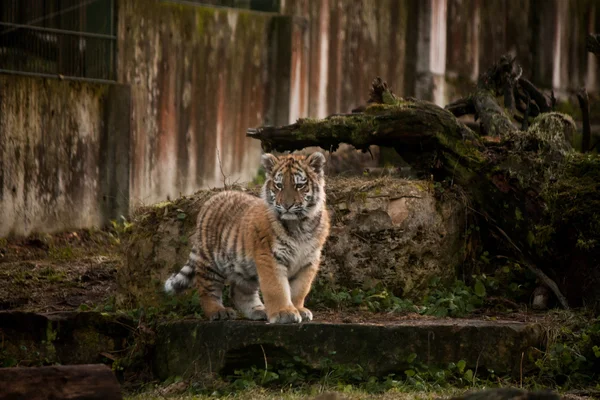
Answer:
xmin=457 ymin=359 xmax=466 ymax=373
xmin=464 ymin=369 xmax=474 ymax=381
xmin=177 ymin=213 xmax=187 ymax=220
xmin=474 ymin=280 xmax=486 ymax=298
xmin=404 ymin=369 xmax=416 ymax=377
xmin=407 ymin=353 xmax=417 ymax=364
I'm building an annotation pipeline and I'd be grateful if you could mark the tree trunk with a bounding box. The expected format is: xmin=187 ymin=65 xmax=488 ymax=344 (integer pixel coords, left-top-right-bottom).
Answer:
xmin=247 ymin=58 xmax=600 ymax=310
xmin=0 ymin=364 xmax=122 ymax=400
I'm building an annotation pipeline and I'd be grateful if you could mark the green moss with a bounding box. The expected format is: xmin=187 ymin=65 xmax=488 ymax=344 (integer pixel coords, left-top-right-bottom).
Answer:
xmin=520 ymin=112 xmax=576 ymax=156
xmin=538 ymin=154 xmax=600 ymax=257
xmin=153 ymin=201 xmax=173 ymax=209
xmin=295 ymin=115 xmax=378 ymax=149
xmin=364 ymin=103 xmax=409 ymax=115
xmin=195 ymin=7 xmax=217 ymax=37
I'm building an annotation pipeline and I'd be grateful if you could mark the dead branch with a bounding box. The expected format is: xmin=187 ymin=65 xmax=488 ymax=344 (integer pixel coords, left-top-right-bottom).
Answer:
xmin=517 ymin=78 xmax=553 ymax=113
xmin=586 ymin=33 xmax=600 ymax=56
xmin=491 ymin=224 xmax=569 ymax=310
xmin=445 ymin=97 xmax=476 ymax=118
xmin=576 ymin=87 xmax=591 ymax=153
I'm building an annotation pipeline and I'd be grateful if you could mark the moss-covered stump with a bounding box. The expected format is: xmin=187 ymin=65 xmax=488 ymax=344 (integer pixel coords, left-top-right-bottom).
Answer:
xmin=0 ymin=311 xmax=133 ymax=367
xmin=153 ymin=319 xmax=543 ymax=381
xmin=119 ymin=176 xmax=465 ymax=309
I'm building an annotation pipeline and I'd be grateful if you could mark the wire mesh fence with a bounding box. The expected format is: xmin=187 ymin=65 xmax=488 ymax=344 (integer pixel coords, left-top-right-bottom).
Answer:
xmin=0 ymin=0 xmax=116 ymax=81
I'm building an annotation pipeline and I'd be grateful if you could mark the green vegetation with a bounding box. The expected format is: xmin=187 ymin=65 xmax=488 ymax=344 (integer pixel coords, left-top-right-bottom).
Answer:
xmin=218 ymin=352 xmax=496 ymax=395
xmin=532 ymin=313 xmax=600 ymax=388
xmin=125 ymin=388 xmax=461 ymax=400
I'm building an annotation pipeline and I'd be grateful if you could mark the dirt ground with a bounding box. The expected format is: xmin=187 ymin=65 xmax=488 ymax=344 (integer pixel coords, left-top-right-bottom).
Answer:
xmin=0 ymin=230 xmax=121 ymax=312
xmin=0 ymin=228 xmax=556 ymax=328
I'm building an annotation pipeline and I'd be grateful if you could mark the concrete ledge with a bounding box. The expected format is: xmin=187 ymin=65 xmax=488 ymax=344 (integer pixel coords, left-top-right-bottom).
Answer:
xmin=153 ymin=319 xmax=543 ymax=380
xmin=0 ymin=311 xmax=134 ymax=367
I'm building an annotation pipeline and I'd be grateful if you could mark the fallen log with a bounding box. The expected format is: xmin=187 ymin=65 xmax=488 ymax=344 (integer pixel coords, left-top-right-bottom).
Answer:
xmin=247 ymin=56 xmax=600 ymax=310
xmin=0 ymin=364 xmax=122 ymax=400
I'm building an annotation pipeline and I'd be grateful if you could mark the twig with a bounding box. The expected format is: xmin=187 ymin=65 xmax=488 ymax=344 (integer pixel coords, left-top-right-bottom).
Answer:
xmin=521 ymin=90 xmax=531 ymax=131
xmin=215 ymin=147 xmax=229 ymax=189
xmin=473 ymin=349 xmax=482 ymax=386
xmin=520 ymin=351 xmax=524 ymax=388
xmin=493 ymin=225 xmax=570 ymax=310
xmin=466 ymin=205 xmax=570 ymax=310
xmin=260 ymin=344 xmax=268 ymax=384
xmin=576 ymin=87 xmax=591 ymax=153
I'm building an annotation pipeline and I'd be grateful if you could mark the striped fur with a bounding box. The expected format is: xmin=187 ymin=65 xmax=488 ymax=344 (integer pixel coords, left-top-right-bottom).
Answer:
xmin=164 ymin=152 xmax=330 ymax=324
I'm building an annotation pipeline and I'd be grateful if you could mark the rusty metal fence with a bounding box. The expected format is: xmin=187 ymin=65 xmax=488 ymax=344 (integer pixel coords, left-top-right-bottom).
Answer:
xmin=0 ymin=0 xmax=116 ymax=82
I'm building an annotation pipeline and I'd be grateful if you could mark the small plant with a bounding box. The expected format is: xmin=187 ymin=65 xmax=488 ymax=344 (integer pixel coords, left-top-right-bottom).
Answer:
xmin=307 ymin=281 xmax=416 ymax=313
xmin=38 ymin=266 xmax=67 ymax=282
xmin=109 ymin=216 xmax=134 ymax=245
xmin=419 ymin=277 xmax=485 ymax=318
xmin=533 ymin=315 xmax=600 ymax=388
xmin=48 ymin=246 xmax=75 ymax=261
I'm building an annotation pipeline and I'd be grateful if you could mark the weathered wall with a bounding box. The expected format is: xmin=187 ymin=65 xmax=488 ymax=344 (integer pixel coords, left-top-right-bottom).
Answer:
xmin=283 ymin=0 xmax=600 ymax=112
xmin=0 ymin=76 xmax=130 ymax=237
xmin=445 ymin=0 xmax=600 ymax=103
xmin=281 ymin=0 xmax=411 ymax=118
xmin=118 ymin=1 xmax=285 ymax=206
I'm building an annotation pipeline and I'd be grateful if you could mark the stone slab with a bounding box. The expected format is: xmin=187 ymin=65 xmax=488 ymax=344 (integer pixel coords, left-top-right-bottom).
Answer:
xmin=153 ymin=318 xmax=543 ymax=380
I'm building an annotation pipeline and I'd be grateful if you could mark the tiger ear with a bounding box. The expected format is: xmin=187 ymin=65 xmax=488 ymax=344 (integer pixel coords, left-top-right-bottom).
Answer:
xmin=261 ymin=153 xmax=278 ymax=175
xmin=306 ymin=152 xmax=326 ymax=174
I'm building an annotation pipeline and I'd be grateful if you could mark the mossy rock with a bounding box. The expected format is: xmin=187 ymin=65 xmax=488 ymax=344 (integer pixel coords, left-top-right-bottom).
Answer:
xmin=119 ymin=176 xmax=465 ymax=309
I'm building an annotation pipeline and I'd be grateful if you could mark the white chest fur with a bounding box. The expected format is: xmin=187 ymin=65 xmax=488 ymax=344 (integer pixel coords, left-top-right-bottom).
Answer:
xmin=274 ymin=235 xmax=322 ymax=278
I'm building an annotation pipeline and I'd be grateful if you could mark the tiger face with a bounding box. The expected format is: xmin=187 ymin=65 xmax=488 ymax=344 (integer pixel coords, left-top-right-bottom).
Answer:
xmin=261 ymin=152 xmax=326 ymax=220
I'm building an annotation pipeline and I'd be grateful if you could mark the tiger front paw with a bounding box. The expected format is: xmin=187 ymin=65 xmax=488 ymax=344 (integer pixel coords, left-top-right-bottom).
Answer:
xmin=268 ymin=306 xmax=302 ymax=324
xmin=297 ymin=307 xmax=313 ymax=322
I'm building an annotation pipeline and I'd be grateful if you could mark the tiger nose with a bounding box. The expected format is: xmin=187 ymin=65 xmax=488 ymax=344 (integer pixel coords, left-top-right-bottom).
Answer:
xmin=282 ymin=201 xmax=295 ymax=211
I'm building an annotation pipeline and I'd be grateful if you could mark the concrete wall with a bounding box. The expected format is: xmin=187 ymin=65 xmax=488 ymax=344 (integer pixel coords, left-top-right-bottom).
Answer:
xmin=3 ymin=0 xmax=600 ymax=237
xmin=0 ymin=76 xmax=130 ymax=237
xmin=117 ymin=0 xmax=285 ymax=206
xmin=281 ymin=0 xmax=411 ymax=118
xmin=438 ymin=0 xmax=600 ymax=104
xmin=283 ymin=0 xmax=600 ymax=112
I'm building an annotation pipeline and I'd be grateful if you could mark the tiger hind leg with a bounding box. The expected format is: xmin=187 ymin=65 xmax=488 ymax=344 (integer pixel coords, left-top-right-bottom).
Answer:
xmin=231 ymin=278 xmax=267 ymax=321
xmin=196 ymin=265 xmax=237 ymax=321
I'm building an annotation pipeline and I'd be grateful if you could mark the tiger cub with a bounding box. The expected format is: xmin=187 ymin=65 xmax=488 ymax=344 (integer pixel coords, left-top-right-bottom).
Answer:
xmin=164 ymin=152 xmax=330 ymax=324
